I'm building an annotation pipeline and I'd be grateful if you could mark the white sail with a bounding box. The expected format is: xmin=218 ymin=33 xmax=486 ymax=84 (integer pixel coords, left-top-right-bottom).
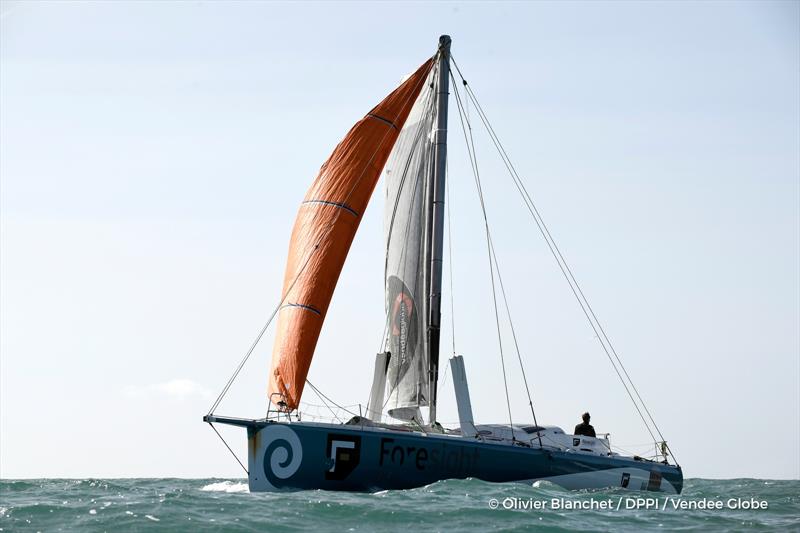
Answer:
xmin=381 ymin=69 xmax=437 ymax=422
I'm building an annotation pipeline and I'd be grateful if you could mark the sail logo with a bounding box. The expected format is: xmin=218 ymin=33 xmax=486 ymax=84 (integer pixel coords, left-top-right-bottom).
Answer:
xmin=388 ymin=276 xmax=418 ymax=371
xmin=261 ymin=425 xmax=303 ymax=488
xmin=325 ymin=434 xmax=361 ymax=480
xmin=385 ymin=275 xmax=422 ymax=409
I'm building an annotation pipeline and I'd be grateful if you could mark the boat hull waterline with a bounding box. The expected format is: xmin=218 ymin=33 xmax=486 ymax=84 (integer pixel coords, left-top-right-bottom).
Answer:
xmin=214 ymin=418 xmax=683 ymax=493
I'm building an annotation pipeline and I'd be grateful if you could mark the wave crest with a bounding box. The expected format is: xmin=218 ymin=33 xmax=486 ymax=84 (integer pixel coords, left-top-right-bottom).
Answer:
xmin=200 ymin=481 xmax=249 ymax=493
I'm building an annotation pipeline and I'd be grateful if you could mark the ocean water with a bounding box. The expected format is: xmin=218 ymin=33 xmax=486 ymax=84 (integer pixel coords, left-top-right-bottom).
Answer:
xmin=1 ymin=478 xmax=797 ymax=532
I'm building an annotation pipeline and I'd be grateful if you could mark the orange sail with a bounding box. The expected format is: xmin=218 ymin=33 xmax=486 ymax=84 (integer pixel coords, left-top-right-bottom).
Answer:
xmin=268 ymin=58 xmax=435 ymax=410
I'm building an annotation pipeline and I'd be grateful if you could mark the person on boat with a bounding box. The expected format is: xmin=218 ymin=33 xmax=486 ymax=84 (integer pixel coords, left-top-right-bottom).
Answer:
xmin=574 ymin=412 xmax=596 ymax=437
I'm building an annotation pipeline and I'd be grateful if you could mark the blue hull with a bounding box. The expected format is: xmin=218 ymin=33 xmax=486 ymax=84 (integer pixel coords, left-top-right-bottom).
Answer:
xmin=233 ymin=419 xmax=683 ymax=493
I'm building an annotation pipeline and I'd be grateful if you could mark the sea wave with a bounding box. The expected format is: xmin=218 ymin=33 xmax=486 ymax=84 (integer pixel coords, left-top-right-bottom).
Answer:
xmin=0 ymin=478 xmax=797 ymax=532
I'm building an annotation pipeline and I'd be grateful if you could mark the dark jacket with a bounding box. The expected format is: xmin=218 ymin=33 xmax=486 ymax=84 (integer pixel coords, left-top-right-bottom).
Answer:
xmin=574 ymin=422 xmax=596 ymax=437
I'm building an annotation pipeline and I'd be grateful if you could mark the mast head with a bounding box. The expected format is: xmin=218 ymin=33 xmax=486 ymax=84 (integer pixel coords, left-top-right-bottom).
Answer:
xmin=438 ymin=35 xmax=451 ymax=52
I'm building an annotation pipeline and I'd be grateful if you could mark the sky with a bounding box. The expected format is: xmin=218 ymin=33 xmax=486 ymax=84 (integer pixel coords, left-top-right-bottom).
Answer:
xmin=1 ymin=1 xmax=798 ymax=480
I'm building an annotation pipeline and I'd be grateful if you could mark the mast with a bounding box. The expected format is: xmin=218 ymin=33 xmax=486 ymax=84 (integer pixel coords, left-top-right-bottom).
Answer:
xmin=426 ymin=35 xmax=451 ymax=424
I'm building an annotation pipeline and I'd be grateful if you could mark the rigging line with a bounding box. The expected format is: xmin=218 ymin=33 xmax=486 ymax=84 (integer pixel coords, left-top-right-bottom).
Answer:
xmin=465 ymin=87 xmax=665 ymax=445
xmin=451 ymin=70 xmax=515 ymax=435
xmin=453 ymin=75 xmax=539 ymax=446
xmin=420 ymin=59 xmax=440 ymax=416
xmin=449 ymin=57 xmax=652 ymax=425
xmin=445 ymin=157 xmax=457 ymax=357
xmin=306 ymin=380 xmax=343 ymax=423
xmin=207 ymin=295 xmax=283 ymax=415
xmin=307 ymin=379 xmax=360 ymax=418
xmin=464 ymin=105 xmax=666 ymax=449
xmin=439 ymin=358 xmax=451 ymax=391
xmin=206 ymin=200 xmax=350 ymax=416
xmin=300 ymin=400 xmax=360 ymax=410
xmin=208 ymin=423 xmax=248 ymax=476
xmin=486 ymin=232 xmax=543 ymax=448
xmin=612 ymin=443 xmax=662 ymax=458
xmin=451 ymin=75 xmax=539 ymax=429
xmin=209 ymin=57 xmax=436 ymax=416
xmin=449 ymin=57 xmax=666 ymax=453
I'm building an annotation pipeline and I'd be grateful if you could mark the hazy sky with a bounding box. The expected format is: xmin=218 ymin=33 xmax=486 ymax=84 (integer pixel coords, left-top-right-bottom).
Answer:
xmin=1 ymin=1 xmax=798 ymax=480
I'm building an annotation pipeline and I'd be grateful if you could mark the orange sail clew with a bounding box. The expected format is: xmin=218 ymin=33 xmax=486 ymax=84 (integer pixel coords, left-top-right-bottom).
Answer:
xmin=268 ymin=57 xmax=435 ymax=411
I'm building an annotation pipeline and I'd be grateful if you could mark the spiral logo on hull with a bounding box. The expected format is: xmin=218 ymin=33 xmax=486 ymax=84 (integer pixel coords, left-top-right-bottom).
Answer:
xmin=262 ymin=425 xmax=303 ymax=488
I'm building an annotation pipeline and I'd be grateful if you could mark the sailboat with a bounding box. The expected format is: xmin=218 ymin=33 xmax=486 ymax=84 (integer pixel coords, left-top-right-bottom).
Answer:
xmin=204 ymin=36 xmax=684 ymax=494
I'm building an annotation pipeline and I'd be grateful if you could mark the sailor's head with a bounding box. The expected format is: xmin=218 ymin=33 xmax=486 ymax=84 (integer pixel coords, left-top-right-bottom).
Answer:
xmin=582 ymin=412 xmax=591 ymax=423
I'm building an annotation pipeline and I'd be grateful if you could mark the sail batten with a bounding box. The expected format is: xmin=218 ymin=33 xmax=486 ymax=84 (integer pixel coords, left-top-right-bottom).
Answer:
xmin=268 ymin=58 xmax=435 ymax=411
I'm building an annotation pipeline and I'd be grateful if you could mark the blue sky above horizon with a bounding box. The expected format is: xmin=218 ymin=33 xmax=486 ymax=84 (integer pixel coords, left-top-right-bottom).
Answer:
xmin=1 ymin=0 xmax=798 ymax=479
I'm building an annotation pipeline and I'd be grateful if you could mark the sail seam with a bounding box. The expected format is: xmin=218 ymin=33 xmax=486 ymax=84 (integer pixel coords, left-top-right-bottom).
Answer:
xmin=301 ymin=200 xmax=360 ymax=217
xmin=367 ymin=113 xmax=398 ymax=129
xmin=281 ymin=303 xmax=323 ymax=316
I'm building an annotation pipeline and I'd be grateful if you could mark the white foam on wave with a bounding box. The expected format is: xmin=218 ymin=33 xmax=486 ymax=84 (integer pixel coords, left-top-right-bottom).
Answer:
xmin=200 ymin=481 xmax=249 ymax=493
